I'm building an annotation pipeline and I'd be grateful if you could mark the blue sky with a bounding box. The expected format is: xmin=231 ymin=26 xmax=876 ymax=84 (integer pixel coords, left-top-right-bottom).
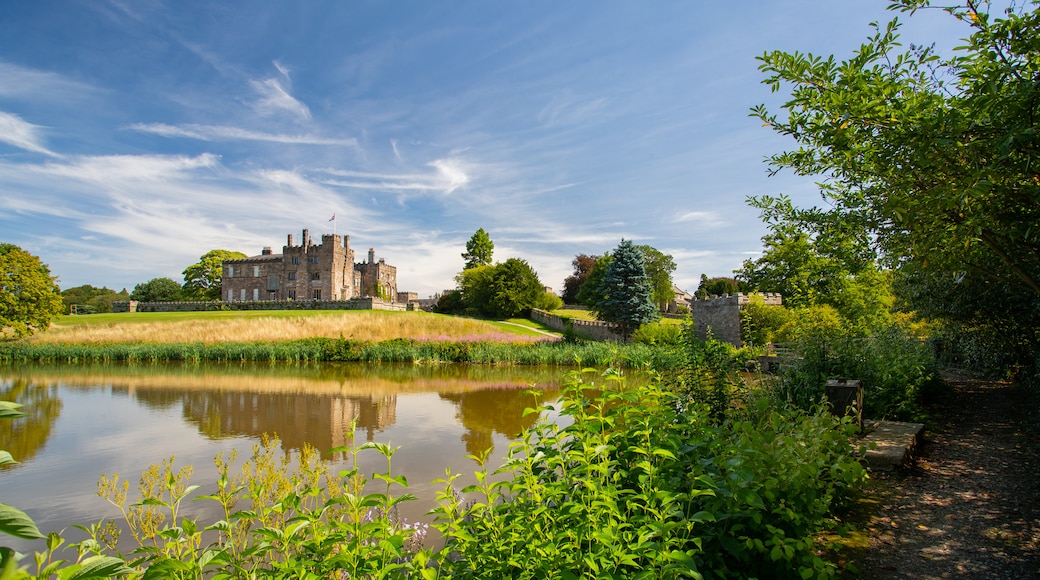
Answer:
xmin=0 ymin=1 xmax=969 ymax=297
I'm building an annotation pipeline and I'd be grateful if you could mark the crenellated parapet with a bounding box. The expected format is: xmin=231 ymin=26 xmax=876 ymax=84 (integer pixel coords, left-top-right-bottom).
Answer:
xmin=686 ymin=292 xmax=783 ymax=346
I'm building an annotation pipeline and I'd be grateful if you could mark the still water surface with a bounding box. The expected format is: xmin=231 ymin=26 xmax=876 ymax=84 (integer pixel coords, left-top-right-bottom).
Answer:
xmin=0 ymin=362 xmax=628 ymax=554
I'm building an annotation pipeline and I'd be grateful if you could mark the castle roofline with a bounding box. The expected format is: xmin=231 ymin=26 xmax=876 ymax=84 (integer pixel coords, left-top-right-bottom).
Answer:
xmin=226 ymin=253 xmax=283 ymax=263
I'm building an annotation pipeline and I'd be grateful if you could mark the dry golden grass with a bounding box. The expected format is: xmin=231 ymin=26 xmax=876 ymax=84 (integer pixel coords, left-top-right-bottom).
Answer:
xmin=33 ymin=311 xmax=526 ymax=344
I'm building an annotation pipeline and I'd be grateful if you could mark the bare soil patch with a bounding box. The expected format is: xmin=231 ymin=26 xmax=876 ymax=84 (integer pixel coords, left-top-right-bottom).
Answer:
xmin=847 ymin=371 xmax=1040 ymax=578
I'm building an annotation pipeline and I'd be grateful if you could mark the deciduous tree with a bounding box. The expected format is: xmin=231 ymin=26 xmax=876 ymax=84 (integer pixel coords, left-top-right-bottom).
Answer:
xmin=562 ymin=254 xmax=599 ymax=304
xmin=751 ymin=0 xmax=1040 ymax=364
xmin=183 ymin=249 xmax=246 ymax=300
xmin=695 ymin=275 xmax=742 ymax=299
xmin=636 ymin=245 xmax=677 ymax=311
xmin=0 ymin=244 xmax=64 ymax=337
xmin=61 ymin=285 xmax=129 ymax=314
xmin=462 ymin=228 xmax=494 ymax=270
xmin=575 ymin=254 xmax=613 ymax=307
xmin=130 ymin=277 xmax=183 ymax=302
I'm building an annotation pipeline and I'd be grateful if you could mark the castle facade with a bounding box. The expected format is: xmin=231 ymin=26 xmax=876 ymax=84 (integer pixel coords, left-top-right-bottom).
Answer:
xmin=221 ymin=229 xmax=397 ymax=303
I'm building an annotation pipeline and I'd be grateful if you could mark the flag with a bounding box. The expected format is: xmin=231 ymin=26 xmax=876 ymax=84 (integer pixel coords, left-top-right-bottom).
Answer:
xmin=329 ymin=213 xmax=336 ymax=221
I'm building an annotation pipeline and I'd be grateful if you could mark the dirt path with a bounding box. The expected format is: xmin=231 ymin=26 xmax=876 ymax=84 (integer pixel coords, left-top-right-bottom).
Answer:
xmin=849 ymin=371 xmax=1040 ymax=578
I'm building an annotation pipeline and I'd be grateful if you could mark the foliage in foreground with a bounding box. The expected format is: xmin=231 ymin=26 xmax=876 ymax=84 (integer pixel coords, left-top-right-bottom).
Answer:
xmin=4 ymin=371 xmax=867 ymax=579
xmin=436 ymin=371 xmax=867 ymax=579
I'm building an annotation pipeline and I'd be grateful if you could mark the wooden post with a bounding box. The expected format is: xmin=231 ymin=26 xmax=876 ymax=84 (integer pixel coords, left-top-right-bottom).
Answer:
xmin=825 ymin=379 xmax=863 ymax=429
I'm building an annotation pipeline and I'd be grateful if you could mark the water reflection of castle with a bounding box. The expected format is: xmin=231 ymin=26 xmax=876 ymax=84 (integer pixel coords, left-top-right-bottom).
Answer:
xmin=133 ymin=389 xmax=397 ymax=455
xmin=129 ymin=385 xmax=549 ymax=458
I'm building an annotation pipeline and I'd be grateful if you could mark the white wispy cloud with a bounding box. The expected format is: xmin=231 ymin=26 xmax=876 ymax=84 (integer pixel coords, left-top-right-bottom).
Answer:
xmin=318 ymin=158 xmax=470 ymax=195
xmin=537 ymin=91 xmax=610 ymax=128
xmin=0 ymin=61 xmax=97 ymax=102
xmin=250 ymin=61 xmax=310 ymax=120
xmin=128 ymin=123 xmax=357 ymax=146
xmin=0 ymin=111 xmax=61 ymax=157
xmin=674 ymin=210 xmax=725 ymax=228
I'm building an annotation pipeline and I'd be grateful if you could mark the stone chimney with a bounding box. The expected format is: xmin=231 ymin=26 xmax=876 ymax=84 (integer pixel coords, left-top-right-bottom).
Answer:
xmin=368 ymin=248 xmax=376 ymax=263
xmin=261 ymin=246 xmax=272 ymax=255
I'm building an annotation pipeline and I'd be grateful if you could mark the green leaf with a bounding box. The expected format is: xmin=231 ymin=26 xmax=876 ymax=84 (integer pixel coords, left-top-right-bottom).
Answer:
xmin=0 ymin=503 xmax=44 ymax=540
xmin=0 ymin=452 xmax=16 ymax=467
xmin=0 ymin=402 xmax=25 ymax=420
xmin=1 ymin=547 xmax=24 ymax=580
xmin=57 ymin=556 xmax=132 ymax=580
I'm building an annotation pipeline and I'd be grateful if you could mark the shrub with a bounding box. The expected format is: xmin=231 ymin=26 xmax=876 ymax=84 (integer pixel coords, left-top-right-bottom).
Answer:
xmin=630 ymin=321 xmax=682 ymax=346
xmin=774 ymin=317 xmax=940 ymax=420
xmin=533 ymin=290 xmax=563 ymax=311
xmin=433 ymin=370 xmax=867 ymax=578
xmin=740 ymin=295 xmax=794 ymax=347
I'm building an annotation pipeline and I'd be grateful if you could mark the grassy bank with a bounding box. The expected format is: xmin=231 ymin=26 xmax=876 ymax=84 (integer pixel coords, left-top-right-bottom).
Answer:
xmin=38 ymin=310 xmax=555 ymax=344
xmin=1 ymin=310 xmax=684 ymax=367
xmin=0 ymin=336 xmax=678 ymax=368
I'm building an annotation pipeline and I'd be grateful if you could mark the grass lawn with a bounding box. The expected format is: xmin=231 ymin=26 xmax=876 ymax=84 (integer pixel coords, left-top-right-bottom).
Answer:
xmin=37 ymin=310 xmax=546 ymax=344
xmin=548 ymin=308 xmax=683 ymax=326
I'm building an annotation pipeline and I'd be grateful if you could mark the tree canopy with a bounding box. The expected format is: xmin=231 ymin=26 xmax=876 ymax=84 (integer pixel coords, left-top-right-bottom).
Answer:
xmin=593 ymin=240 xmax=658 ymax=340
xmin=695 ymin=275 xmax=742 ymax=299
xmin=462 ymin=228 xmax=494 ymax=270
xmin=575 ymin=255 xmax=613 ymax=308
xmin=635 ymin=245 xmax=677 ymax=310
xmin=0 ymin=244 xmax=64 ymax=337
xmin=131 ymin=277 xmax=184 ymax=302
xmin=456 ymin=259 xmax=544 ymax=318
xmin=183 ymin=249 xmax=246 ymax=300
xmin=61 ymin=285 xmax=129 ymax=314
xmin=752 ymin=0 xmax=1040 ymax=363
xmin=562 ymin=254 xmax=599 ymax=304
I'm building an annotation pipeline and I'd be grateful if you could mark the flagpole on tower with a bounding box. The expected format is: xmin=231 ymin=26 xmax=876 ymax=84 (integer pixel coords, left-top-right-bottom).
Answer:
xmin=329 ymin=212 xmax=337 ymax=236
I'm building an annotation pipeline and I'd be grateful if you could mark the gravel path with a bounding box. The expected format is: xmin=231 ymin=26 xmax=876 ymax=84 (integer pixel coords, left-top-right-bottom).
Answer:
xmin=849 ymin=371 xmax=1040 ymax=578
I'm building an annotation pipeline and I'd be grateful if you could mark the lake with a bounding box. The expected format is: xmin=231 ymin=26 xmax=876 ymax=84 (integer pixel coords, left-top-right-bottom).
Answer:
xmin=0 ymin=362 xmax=621 ymax=555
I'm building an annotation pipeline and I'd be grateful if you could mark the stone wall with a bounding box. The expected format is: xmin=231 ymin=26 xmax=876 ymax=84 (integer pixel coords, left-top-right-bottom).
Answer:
xmin=530 ymin=309 xmax=624 ymax=342
xmin=532 ymin=292 xmax=782 ymax=346
xmin=687 ymin=293 xmax=782 ymax=346
xmin=112 ymin=298 xmax=409 ymax=313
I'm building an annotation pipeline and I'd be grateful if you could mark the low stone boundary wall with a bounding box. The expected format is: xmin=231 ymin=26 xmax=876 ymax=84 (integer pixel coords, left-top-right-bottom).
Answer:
xmin=113 ymin=298 xmax=411 ymax=313
xmin=530 ymin=309 xmax=623 ymax=342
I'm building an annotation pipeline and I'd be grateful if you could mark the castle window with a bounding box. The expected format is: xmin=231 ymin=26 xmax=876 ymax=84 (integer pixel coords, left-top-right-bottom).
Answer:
xmin=288 ymin=272 xmax=296 ymax=280
xmin=228 ymin=266 xmax=235 ymax=278
xmin=292 ymin=257 xmax=301 ymax=265
xmin=313 ymin=289 xmax=322 ymax=300
xmin=311 ymin=272 xmax=320 ymax=281
xmin=253 ymin=289 xmax=259 ymax=300
xmin=240 ymin=289 xmax=246 ymax=301
xmin=253 ymin=266 xmax=260 ymax=277
xmin=311 ymin=257 xmax=320 ymax=264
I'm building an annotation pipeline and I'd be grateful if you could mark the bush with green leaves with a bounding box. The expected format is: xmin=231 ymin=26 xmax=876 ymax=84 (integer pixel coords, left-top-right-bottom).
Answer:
xmin=630 ymin=321 xmax=682 ymax=346
xmin=433 ymin=370 xmax=867 ymax=579
xmin=773 ymin=310 xmax=941 ymax=420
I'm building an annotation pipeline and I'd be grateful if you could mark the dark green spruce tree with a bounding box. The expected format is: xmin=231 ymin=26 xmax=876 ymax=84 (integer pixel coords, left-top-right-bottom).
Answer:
xmin=594 ymin=239 xmax=658 ymax=340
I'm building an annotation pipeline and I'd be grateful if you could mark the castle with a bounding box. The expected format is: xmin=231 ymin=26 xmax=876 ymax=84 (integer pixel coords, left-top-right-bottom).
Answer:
xmin=221 ymin=229 xmax=398 ymax=303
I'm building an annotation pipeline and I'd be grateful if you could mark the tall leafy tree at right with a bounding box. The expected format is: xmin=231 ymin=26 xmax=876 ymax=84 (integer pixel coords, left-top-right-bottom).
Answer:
xmin=751 ymin=0 xmax=1040 ymax=369
xmin=593 ymin=239 xmax=658 ymax=340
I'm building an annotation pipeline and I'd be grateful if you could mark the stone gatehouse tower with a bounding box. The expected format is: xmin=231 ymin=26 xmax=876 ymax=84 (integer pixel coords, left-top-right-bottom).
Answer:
xmin=221 ymin=229 xmax=397 ymax=302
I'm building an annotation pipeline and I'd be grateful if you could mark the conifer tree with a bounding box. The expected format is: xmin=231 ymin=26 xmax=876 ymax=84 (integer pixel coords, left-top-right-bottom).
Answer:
xmin=593 ymin=239 xmax=658 ymax=340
